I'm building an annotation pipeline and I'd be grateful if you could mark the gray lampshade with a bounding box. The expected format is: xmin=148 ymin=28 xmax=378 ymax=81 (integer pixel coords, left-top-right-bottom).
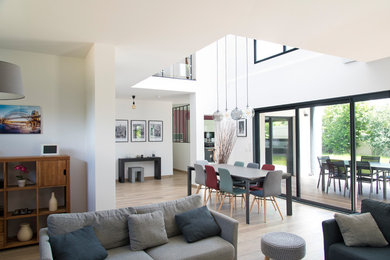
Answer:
xmin=0 ymin=61 xmax=24 ymax=100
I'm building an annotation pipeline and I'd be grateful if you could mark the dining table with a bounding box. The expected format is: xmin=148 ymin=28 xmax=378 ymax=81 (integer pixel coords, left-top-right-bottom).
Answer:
xmin=187 ymin=164 xmax=292 ymax=224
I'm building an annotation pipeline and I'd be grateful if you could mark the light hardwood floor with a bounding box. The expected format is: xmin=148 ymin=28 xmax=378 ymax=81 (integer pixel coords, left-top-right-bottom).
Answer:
xmin=0 ymin=171 xmax=336 ymax=259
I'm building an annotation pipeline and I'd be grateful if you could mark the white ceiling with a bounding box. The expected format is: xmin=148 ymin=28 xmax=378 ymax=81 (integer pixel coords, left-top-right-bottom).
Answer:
xmin=1 ymin=0 xmax=390 ymax=99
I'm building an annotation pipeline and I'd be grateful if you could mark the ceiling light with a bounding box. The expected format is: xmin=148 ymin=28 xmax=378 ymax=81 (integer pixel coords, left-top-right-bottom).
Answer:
xmin=0 ymin=61 xmax=24 ymax=100
xmin=131 ymin=95 xmax=136 ymax=109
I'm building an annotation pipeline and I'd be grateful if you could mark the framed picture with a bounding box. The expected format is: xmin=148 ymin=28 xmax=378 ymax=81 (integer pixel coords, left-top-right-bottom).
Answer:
xmin=237 ymin=118 xmax=247 ymax=137
xmin=131 ymin=120 xmax=146 ymax=142
xmin=0 ymin=105 xmax=41 ymax=134
xmin=149 ymin=120 xmax=163 ymax=142
xmin=115 ymin=120 xmax=128 ymax=142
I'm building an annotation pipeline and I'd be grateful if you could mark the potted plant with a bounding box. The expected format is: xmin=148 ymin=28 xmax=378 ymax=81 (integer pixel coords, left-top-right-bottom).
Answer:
xmin=14 ymin=165 xmax=30 ymax=187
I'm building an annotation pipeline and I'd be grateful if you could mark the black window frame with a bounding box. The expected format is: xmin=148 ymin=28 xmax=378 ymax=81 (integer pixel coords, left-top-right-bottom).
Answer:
xmin=254 ymin=39 xmax=299 ymax=64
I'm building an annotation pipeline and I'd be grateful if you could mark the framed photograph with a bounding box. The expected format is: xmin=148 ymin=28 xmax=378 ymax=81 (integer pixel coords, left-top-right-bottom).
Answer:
xmin=0 ymin=105 xmax=41 ymax=134
xmin=115 ymin=120 xmax=128 ymax=142
xmin=149 ymin=120 xmax=163 ymax=142
xmin=131 ymin=120 xmax=146 ymax=142
xmin=237 ymin=118 xmax=247 ymax=137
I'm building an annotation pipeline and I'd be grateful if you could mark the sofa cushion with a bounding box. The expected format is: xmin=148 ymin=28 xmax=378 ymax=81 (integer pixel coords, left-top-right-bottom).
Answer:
xmin=47 ymin=207 xmax=136 ymax=250
xmin=128 ymin=211 xmax=168 ymax=250
xmin=175 ymin=206 xmax=221 ymax=242
xmin=329 ymin=243 xmax=390 ymax=260
xmin=133 ymin=194 xmax=202 ymax=237
xmin=49 ymin=226 xmax=108 ymax=260
xmin=361 ymin=199 xmax=390 ymax=243
xmin=107 ymin=246 xmax=154 ymax=260
xmin=334 ymin=212 xmax=388 ymax=247
xmin=145 ymin=235 xmax=234 ymax=260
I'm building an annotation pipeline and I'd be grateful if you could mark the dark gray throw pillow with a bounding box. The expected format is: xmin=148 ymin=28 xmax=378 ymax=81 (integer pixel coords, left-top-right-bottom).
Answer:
xmin=361 ymin=199 xmax=390 ymax=243
xmin=49 ymin=226 xmax=108 ymax=260
xmin=127 ymin=210 xmax=168 ymax=251
xmin=175 ymin=206 xmax=221 ymax=243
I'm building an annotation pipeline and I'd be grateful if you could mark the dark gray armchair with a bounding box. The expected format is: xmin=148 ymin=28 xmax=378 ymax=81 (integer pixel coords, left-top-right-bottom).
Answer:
xmin=322 ymin=199 xmax=390 ymax=260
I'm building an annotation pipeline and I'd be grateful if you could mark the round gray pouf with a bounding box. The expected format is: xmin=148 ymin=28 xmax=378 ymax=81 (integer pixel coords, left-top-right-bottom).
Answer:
xmin=261 ymin=232 xmax=306 ymax=260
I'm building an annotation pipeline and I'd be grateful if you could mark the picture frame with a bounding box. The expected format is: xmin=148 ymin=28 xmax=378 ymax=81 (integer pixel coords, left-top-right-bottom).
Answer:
xmin=115 ymin=120 xmax=128 ymax=142
xmin=0 ymin=105 xmax=42 ymax=134
xmin=131 ymin=120 xmax=146 ymax=142
xmin=237 ymin=118 xmax=247 ymax=137
xmin=148 ymin=120 xmax=163 ymax=142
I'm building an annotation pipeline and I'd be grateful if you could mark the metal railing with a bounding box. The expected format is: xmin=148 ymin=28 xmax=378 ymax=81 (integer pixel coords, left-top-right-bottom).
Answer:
xmin=153 ymin=55 xmax=196 ymax=80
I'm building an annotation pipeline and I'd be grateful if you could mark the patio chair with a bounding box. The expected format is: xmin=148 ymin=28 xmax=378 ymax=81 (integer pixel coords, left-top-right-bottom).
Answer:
xmin=217 ymin=168 xmax=246 ymax=217
xmin=317 ymin=156 xmax=330 ymax=189
xmin=356 ymin=161 xmax=376 ymax=196
xmin=326 ymin=159 xmax=350 ymax=197
xmin=361 ymin=156 xmax=380 ymax=193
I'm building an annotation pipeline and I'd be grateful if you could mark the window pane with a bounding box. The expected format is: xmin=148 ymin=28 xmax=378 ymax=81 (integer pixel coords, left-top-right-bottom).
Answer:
xmin=256 ymin=40 xmax=284 ymax=61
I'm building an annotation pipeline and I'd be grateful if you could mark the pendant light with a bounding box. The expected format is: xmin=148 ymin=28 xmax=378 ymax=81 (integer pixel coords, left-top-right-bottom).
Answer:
xmin=0 ymin=61 xmax=24 ymax=100
xmin=213 ymin=40 xmax=223 ymax=122
xmin=242 ymin=38 xmax=255 ymax=119
xmin=131 ymin=95 xmax=136 ymax=109
xmin=231 ymin=35 xmax=243 ymax=120
xmin=223 ymin=36 xmax=231 ymax=120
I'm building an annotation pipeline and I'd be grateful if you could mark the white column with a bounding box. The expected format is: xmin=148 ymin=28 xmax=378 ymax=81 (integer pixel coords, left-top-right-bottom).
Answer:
xmin=85 ymin=44 xmax=116 ymax=211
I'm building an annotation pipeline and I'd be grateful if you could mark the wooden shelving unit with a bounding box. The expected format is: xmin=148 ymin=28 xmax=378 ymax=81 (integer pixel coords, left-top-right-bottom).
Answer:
xmin=0 ymin=155 xmax=70 ymax=250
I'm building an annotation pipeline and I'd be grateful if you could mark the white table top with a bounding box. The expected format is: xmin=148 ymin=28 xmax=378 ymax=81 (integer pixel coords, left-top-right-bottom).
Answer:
xmin=211 ymin=164 xmax=269 ymax=180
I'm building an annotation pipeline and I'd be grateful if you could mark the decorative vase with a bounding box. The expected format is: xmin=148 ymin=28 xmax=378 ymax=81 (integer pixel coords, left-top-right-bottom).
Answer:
xmin=17 ymin=223 xmax=33 ymax=242
xmin=49 ymin=192 xmax=58 ymax=211
xmin=17 ymin=179 xmax=26 ymax=187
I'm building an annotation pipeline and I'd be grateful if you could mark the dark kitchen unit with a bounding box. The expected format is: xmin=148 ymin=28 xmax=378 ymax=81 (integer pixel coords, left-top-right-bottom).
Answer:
xmin=204 ymin=131 xmax=215 ymax=162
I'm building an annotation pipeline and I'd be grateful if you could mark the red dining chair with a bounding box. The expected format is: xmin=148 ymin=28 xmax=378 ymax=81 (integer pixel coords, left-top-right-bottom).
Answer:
xmin=205 ymin=165 xmax=220 ymax=209
xmin=261 ymin=164 xmax=276 ymax=171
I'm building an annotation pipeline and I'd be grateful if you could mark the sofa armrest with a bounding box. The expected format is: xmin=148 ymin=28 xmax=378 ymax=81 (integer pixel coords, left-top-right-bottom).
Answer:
xmin=39 ymin=228 xmax=53 ymax=260
xmin=210 ymin=210 xmax=239 ymax=260
xmin=322 ymin=219 xmax=344 ymax=260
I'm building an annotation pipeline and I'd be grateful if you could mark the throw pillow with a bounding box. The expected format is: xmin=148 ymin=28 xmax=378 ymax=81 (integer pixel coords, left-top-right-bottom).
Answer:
xmin=334 ymin=212 xmax=388 ymax=247
xmin=175 ymin=206 xmax=221 ymax=243
xmin=127 ymin=210 xmax=168 ymax=251
xmin=49 ymin=226 xmax=108 ymax=260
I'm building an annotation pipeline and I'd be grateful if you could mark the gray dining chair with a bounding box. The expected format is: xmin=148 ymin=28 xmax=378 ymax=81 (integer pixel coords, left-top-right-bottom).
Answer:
xmin=247 ymin=162 xmax=260 ymax=169
xmin=250 ymin=170 xmax=284 ymax=223
xmin=317 ymin=156 xmax=330 ymax=189
xmin=194 ymin=164 xmax=207 ymax=204
xmin=234 ymin=161 xmax=245 ymax=167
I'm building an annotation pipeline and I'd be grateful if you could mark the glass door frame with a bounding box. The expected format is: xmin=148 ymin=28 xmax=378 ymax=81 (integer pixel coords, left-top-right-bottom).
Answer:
xmin=253 ymin=90 xmax=390 ymax=213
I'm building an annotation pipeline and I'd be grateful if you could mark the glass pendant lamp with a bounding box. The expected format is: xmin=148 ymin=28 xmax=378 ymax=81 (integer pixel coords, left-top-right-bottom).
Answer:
xmin=213 ymin=40 xmax=223 ymax=122
xmin=242 ymin=38 xmax=255 ymax=119
xmin=231 ymin=35 xmax=242 ymax=120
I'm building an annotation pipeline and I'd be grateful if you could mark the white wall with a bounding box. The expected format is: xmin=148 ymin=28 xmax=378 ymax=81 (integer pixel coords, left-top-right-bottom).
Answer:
xmin=173 ymin=143 xmax=190 ymax=171
xmin=0 ymin=48 xmax=87 ymax=212
xmin=115 ymin=99 xmax=173 ymax=178
xmin=195 ymin=35 xmax=390 ymax=165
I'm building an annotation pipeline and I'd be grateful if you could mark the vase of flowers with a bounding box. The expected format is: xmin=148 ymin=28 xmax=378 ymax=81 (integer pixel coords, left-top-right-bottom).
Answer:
xmin=15 ymin=165 xmax=29 ymax=187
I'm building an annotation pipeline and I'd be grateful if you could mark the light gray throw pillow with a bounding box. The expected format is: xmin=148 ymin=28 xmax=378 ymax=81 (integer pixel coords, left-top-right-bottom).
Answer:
xmin=128 ymin=211 xmax=168 ymax=251
xmin=334 ymin=212 xmax=388 ymax=247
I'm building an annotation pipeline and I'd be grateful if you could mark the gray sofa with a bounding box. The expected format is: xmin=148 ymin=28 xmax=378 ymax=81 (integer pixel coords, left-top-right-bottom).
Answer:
xmin=39 ymin=195 xmax=238 ymax=260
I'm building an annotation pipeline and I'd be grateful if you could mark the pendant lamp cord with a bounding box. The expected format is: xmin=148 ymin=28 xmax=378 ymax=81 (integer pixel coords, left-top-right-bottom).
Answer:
xmin=225 ymin=36 xmax=228 ymax=111
xmin=235 ymin=35 xmax=238 ymax=109
xmin=246 ymin=37 xmax=249 ymax=108
xmin=216 ymin=41 xmax=219 ymax=111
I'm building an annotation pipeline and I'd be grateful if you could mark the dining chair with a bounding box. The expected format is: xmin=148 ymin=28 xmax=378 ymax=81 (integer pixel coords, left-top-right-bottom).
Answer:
xmin=249 ymin=170 xmax=283 ymax=223
xmin=356 ymin=161 xmax=375 ymax=196
xmin=317 ymin=156 xmax=330 ymax=189
xmin=247 ymin=162 xmax=260 ymax=169
xmin=261 ymin=164 xmax=275 ymax=171
xmin=234 ymin=161 xmax=245 ymax=167
xmin=361 ymin=156 xmax=380 ymax=193
xmin=204 ymin=165 xmax=220 ymax=209
xmin=217 ymin=168 xmax=246 ymax=217
xmin=326 ymin=159 xmax=349 ymax=196
xmin=194 ymin=164 xmax=207 ymax=203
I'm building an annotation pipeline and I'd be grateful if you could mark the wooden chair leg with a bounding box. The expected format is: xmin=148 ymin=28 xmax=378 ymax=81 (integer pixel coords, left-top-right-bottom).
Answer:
xmin=218 ymin=194 xmax=226 ymax=211
xmin=257 ymin=198 xmax=260 ymax=213
xmin=205 ymin=188 xmax=212 ymax=204
xmin=263 ymin=197 xmax=267 ymax=223
xmin=230 ymin=196 xmax=233 ymax=217
xmin=203 ymin=187 xmax=207 ymax=204
xmin=215 ymin=191 xmax=219 ymax=210
xmin=273 ymin=197 xmax=284 ymax=220
xmin=270 ymin=199 xmax=277 ymax=211
xmin=265 ymin=256 xmax=270 ymax=260
xmin=195 ymin=185 xmax=201 ymax=194
xmin=250 ymin=197 xmax=256 ymax=213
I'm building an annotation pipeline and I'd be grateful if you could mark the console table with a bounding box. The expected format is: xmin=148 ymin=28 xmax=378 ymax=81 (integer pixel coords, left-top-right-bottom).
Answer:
xmin=118 ymin=157 xmax=161 ymax=183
